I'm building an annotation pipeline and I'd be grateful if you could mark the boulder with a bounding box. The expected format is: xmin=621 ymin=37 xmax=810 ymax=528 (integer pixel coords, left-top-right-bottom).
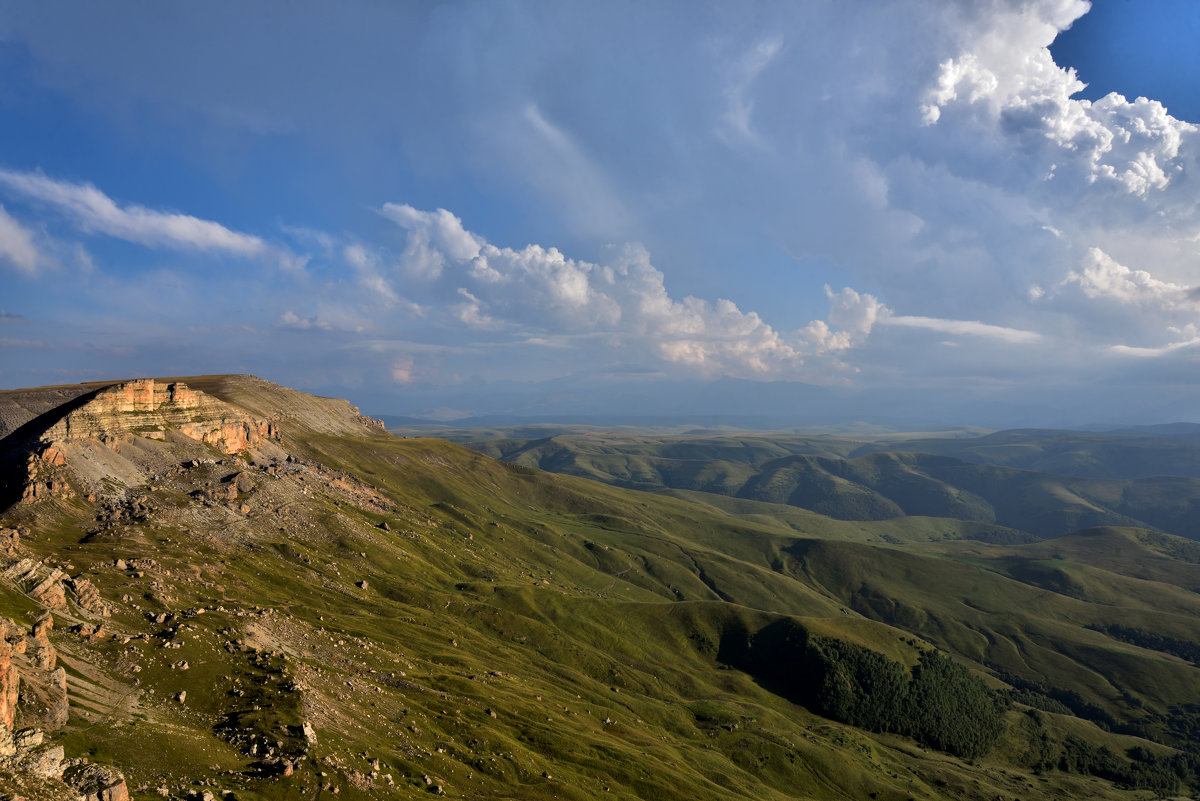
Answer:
xmin=30 ymin=571 xmax=68 ymax=611
xmin=18 ymin=742 xmax=65 ymax=779
xmin=0 ymin=527 xmax=19 ymax=555
xmin=63 ymin=762 xmax=130 ymax=801
xmin=234 ymin=472 xmax=256 ymax=493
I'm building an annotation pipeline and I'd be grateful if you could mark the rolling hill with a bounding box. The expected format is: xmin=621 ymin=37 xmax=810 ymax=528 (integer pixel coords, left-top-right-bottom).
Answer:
xmin=453 ymin=432 xmax=1200 ymax=541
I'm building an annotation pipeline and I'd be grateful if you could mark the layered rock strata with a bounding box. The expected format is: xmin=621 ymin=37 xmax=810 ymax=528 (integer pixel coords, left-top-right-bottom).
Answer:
xmin=40 ymin=378 xmax=277 ymax=453
xmin=19 ymin=378 xmax=279 ymax=504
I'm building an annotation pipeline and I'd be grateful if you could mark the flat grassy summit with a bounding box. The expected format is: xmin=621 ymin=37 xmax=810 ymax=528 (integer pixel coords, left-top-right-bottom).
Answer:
xmin=2 ymin=376 xmax=1199 ymax=799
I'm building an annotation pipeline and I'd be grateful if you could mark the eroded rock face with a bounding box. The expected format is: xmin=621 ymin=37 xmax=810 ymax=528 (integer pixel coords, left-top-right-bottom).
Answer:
xmin=0 ymin=615 xmax=123 ymax=797
xmin=40 ymin=379 xmax=278 ymax=454
xmin=17 ymin=379 xmax=280 ymax=505
xmin=18 ymin=741 xmax=64 ymax=779
xmin=16 ymin=614 xmax=68 ymax=732
xmin=70 ymin=576 xmax=112 ymax=617
xmin=29 ymin=569 xmax=68 ymax=612
xmin=20 ymin=451 xmax=75 ymax=503
xmin=0 ymin=635 xmax=18 ymax=734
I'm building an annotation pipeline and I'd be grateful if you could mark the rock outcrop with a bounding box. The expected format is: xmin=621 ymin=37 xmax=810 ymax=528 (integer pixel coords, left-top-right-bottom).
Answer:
xmin=16 ymin=379 xmax=281 ymax=506
xmin=39 ymin=378 xmax=278 ymax=454
xmin=0 ymin=615 xmax=127 ymax=800
xmin=1 ymin=527 xmax=22 ymax=555
xmin=19 ymin=613 xmax=68 ymax=732
xmin=20 ymin=448 xmax=75 ymax=503
xmin=70 ymin=575 xmax=112 ymax=617
xmin=62 ymin=762 xmax=130 ymax=801
xmin=3 ymin=559 xmax=69 ymax=612
xmin=0 ymin=625 xmax=18 ymax=736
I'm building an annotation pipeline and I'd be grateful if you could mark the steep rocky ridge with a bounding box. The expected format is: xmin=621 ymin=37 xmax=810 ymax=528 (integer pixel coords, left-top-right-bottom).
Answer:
xmin=38 ymin=379 xmax=277 ymax=454
xmin=176 ymin=374 xmax=385 ymax=437
xmin=0 ymin=381 xmax=118 ymax=442
xmin=0 ymin=374 xmax=383 ymax=443
xmin=0 ymin=375 xmax=383 ymax=510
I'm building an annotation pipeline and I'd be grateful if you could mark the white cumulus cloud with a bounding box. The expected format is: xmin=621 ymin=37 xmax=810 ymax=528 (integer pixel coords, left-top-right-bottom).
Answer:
xmin=381 ymin=204 xmax=1043 ymax=380
xmin=385 ymin=204 xmax=840 ymax=377
xmin=1060 ymin=247 xmax=1198 ymax=311
xmin=922 ymin=1 xmax=1196 ymax=199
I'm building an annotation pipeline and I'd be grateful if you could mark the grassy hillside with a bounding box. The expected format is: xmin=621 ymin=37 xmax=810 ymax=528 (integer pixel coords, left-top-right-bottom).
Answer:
xmin=3 ymin=379 xmax=1200 ymax=799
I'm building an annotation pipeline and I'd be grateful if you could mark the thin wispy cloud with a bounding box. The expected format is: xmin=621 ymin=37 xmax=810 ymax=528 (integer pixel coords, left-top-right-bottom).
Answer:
xmin=884 ymin=316 xmax=1041 ymax=344
xmin=0 ymin=168 xmax=266 ymax=255
xmin=0 ymin=205 xmax=41 ymax=274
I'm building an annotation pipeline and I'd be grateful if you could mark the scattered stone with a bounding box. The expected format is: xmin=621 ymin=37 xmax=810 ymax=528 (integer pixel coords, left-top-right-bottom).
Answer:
xmin=175 ymin=691 xmax=187 ymax=703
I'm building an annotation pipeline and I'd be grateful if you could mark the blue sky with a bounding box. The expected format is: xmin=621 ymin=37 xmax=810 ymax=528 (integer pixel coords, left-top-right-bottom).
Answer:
xmin=1 ymin=1 xmax=1198 ymax=427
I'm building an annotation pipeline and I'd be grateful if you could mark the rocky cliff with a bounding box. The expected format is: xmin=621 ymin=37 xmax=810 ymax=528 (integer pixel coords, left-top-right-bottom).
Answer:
xmin=11 ymin=378 xmax=282 ymax=506
xmin=39 ymin=378 xmax=277 ymax=454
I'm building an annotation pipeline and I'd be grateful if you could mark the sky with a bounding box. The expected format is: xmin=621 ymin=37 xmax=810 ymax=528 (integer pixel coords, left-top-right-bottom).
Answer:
xmin=1 ymin=0 xmax=1198 ymax=428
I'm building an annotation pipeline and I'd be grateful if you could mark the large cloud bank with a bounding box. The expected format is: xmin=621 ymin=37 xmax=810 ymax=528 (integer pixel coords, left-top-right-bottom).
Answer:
xmin=0 ymin=0 xmax=1197 ymax=418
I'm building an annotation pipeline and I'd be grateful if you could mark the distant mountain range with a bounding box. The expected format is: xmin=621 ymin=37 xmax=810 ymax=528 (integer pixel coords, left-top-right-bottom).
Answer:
xmin=368 ymin=374 xmax=1200 ymax=430
xmin=426 ymin=428 xmax=1200 ymax=540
